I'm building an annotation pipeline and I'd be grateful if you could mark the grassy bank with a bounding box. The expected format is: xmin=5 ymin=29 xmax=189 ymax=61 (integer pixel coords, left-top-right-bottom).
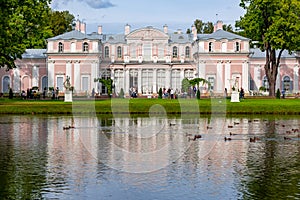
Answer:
xmin=0 ymin=98 xmax=300 ymax=115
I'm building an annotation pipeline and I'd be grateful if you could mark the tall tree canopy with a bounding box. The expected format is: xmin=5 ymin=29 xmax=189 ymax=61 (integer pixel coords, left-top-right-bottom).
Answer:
xmin=0 ymin=0 xmax=52 ymax=70
xmin=0 ymin=1 xmax=75 ymax=70
xmin=187 ymin=19 xmax=235 ymax=34
xmin=49 ymin=10 xmax=75 ymax=36
xmin=236 ymin=0 xmax=300 ymax=96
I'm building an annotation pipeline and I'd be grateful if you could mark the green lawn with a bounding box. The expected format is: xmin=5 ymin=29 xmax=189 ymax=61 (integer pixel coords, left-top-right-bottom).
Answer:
xmin=0 ymin=98 xmax=299 ymax=115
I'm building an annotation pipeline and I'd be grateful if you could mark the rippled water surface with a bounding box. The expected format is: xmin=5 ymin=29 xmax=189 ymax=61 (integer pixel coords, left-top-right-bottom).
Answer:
xmin=0 ymin=115 xmax=299 ymax=200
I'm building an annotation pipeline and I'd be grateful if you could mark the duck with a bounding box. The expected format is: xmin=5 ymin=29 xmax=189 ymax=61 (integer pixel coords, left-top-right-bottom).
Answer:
xmin=224 ymin=137 xmax=232 ymax=141
xmin=229 ymin=132 xmax=237 ymax=136
xmin=169 ymin=123 xmax=176 ymax=126
xmin=228 ymin=125 xmax=233 ymax=128
xmin=284 ymin=136 xmax=291 ymax=140
xmin=234 ymin=122 xmax=240 ymax=125
xmin=188 ymin=134 xmax=202 ymax=141
xmin=249 ymin=136 xmax=260 ymax=142
xmin=207 ymin=126 xmax=212 ymax=129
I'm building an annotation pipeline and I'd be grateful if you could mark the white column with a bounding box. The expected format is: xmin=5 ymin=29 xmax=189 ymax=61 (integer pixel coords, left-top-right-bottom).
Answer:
xmin=91 ymin=61 xmax=97 ymax=92
xmin=66 ymin=61 xmax=72 ymax=79
xmin=48 ymin=61 xmax=55 ymax=88
xmin=138 ymin=69 xmax=142 ymax=94
xmin=153 ymin=68 xmax=157 ymax=94
xmin=94 ymin=61 xmax=99 ymax=92
xmin=224 ymin=60 xmax=231 ymax=91
xmin=166 ymin=68 xmax=171 ymax=89
xmin=254 ymin=66 xmax=261 ymax=90
xmin=13 ymin=68 xmax=20 ymax=92
xmin=32 ymin=65 xmax=39 ymax=87
xmin=199 ymin=60 xmax=206 ymax=78
xmin=242 ymin=60 xmax=249 ymax=92
xmin=125 ymin=69 xmax=130 ymax=95
xmin=276 ymin=65 xmax=281 ymax=90
xmin=74 ymin=61 xmax=80 ymax=92
xmin=294 ymin=65 xmax=299 ymax=93
xmin=216 ymin=61 xmax=223 ymax=93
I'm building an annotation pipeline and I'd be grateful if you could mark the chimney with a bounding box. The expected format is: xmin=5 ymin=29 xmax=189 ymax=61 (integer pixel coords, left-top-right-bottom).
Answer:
xmin=75 ymin=19 xmax=81 ymax=31
xmin=125 ymin=24 xmax=130 ymax=35
xmin=98 ymin=25 xmax=102 ymax=35
xmin=80 ymin=22 xmax=86 ymax=34
xmin=191 ymin=25 xmax=197 ymax=41
xmin=163 ymin=24 xmax=168 ymax=34
xmin=214 ymin=20 xmax=223 ymax=32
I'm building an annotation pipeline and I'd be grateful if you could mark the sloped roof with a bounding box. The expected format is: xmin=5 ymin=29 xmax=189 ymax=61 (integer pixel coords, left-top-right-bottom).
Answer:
xmin=199 ymin=29 xmax=249 ymax=41
xmin=22 ymin=49 xmax=46 ymax=59
xmin=102 ymin=34 xmax=126 ymax=44
xmin=48 ymin=30 xmax=100 ymax=41
xmin=250 ymin=48 xmax=297 ymax=58
xmin=169 ymin=33 xmax=192 ymax=44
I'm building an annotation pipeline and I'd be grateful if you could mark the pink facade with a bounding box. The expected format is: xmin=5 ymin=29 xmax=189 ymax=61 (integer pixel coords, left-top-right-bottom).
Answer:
xmin=0 ymin=20 xmax=299 ymax=96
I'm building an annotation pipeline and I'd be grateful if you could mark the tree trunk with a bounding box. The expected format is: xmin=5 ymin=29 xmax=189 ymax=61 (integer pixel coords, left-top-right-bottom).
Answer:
xmin=264 ymin=46 xmax=283 ymax=97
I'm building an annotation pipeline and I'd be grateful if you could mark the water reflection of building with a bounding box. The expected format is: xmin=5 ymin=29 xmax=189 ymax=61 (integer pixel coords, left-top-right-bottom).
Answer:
xmin=1 ymin=20 xmax=299 ymax=96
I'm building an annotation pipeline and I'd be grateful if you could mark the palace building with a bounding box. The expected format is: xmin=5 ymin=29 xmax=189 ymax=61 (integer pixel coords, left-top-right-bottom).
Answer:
xmin=0 ymin=20 xmax=299 ymax=97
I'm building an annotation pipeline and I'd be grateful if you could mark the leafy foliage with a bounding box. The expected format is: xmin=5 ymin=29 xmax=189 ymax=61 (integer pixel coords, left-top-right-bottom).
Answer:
xmin=49 ymin=10 xmax=75 ymax=36
xmin=158 ymin=88 xmax=163 ymax=99
xmin=0 ymin=0 xmax=53 ymax=70
xmin=95 ymin=78 xmax=113 ymax=97
xmin=236 ymin=0 xmax=300 ymax=96
xmin=0 ymin=1 xmax=75 ymax=70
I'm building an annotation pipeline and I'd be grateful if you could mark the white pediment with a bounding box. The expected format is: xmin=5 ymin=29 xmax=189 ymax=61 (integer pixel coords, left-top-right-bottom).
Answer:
xmin=126 ymin=27 xmax=169 ymax=41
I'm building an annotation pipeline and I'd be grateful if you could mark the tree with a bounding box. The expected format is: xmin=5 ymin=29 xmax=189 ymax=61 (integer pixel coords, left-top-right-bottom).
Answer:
xmin=0 ymin=0 xmax=53 ymax=70
xmin=236 ymin=0 xmax=300 ymax=97
xmin=49 ymin=10 xmax=75 ymax=36
xmin=95 ymin=78 xmax=113 ymax=97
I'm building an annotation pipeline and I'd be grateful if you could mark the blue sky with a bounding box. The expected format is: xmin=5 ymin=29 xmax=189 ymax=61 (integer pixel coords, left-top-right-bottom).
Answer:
xmin=51 ymin=0 xmax=245 ymax=34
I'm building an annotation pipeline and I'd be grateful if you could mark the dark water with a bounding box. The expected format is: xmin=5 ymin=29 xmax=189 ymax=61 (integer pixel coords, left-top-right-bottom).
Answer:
xmin=0 ymin=115 xmax=299 ymax=200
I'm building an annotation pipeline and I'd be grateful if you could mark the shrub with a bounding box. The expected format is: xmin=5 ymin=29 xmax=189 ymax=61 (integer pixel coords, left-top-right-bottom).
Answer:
xmin=196 ymin=89 xmax=200 ymax=100
xmin=158 ymin=88 xmax=162 ymax=99
xmin=276 ymin=88 xmax=281 ymax=99
xmin=9 ymin=88 xmax=13 ymax=99
xmin=119 ymin=88 xmax=124 ymax=98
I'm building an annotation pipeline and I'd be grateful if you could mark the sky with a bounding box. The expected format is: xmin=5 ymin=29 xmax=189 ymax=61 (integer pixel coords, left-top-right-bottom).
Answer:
xmin=51 ymin=0 xmax=245 ymax=34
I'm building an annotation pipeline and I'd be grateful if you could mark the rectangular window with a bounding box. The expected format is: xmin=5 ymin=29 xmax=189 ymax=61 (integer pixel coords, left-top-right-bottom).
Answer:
xmin=142 ymin=70 xmax=153 ymax=94
xmin=82 ymin=77 xmax=89 ymax=92
xmin=171 ymin=70 xmax=181 ymax=91
xmin=57 ymin=77 xmax=64 ymax=91
xmin=157 ymin=70 xmax=166 ymax=90
xmin=208 ymin=77 xmax=215 ymax=91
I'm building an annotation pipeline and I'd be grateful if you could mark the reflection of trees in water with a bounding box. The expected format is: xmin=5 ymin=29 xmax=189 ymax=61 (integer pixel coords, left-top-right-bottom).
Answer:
xmin=242 ymin=118 xmax=300 ymax=199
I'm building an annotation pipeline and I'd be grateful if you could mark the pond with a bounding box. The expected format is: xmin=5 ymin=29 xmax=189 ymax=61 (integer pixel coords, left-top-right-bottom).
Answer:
xmin=0 ymin=115 xmax=299 ymax=199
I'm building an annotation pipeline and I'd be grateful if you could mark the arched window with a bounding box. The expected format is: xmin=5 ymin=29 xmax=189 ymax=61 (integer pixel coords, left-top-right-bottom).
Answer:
xmin=58 ymin=42 xmax=64 ymax=53
xmin=117 ymin=46 xmax=122 ymax=58
xmin=283 ymin=76 xmax=293 ymax=92
xmin=42 ymin=76 xmax=48 ymax=91
xmin=209 ymin=42 xmax=213 ymax=52
xmin=104 ymin=46 xmax=109 ymax=58
xmin=172 ymin=46 xmax=178 ymax=58
xmin=185 ymin=46 xmax=190 ymax=58
xmin=71 ymin=42 xmax=76 ymax=52
xmin=235 ymin=42 xmax=240 ymax=52
xmin=263 ymin=76 xmax=269 ymax=90
xmin=2 ymin=76 xmax=10 ymax=93
xmin=83 ymin=42 xmax=89 ymax=52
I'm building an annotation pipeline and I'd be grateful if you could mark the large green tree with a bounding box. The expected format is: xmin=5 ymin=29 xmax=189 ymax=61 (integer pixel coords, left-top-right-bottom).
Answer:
xmin=49 ymin=10 xmax=75 ymax=36
xmin=0 ymin=0 xmax=53 ymax=70
xmin=236 ymin=0 xmax=300 ymax=96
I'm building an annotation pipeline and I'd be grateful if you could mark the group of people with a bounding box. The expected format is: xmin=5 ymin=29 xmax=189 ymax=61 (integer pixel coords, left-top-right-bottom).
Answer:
xmin=21 ymin=87 xmax=60 ymax=100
